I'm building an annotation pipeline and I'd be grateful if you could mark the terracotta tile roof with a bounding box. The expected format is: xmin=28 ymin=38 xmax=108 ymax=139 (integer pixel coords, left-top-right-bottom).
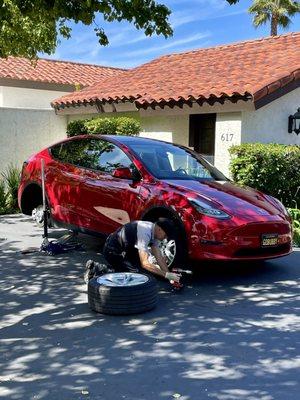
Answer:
xmin=0 ymin=57 xmax=125 ymax=87
xmin=52 ymin=32 xmax=300 ymax=110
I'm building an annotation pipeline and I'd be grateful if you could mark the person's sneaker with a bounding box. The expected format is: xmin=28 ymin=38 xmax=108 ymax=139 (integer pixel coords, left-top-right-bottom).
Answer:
xmin=84 ymin=259 xmax=95 ymax=283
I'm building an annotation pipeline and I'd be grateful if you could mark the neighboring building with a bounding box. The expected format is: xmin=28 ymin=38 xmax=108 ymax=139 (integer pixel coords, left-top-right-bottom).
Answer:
xmin=0 ymin=57 xmax=124 ymax=172
xmin=53 ymin=32 xmax=300 ymax=176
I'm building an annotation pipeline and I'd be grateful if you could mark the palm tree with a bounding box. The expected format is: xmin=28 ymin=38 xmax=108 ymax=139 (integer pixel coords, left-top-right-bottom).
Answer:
xmin=248 ymin=0 xmax=300 ymax=36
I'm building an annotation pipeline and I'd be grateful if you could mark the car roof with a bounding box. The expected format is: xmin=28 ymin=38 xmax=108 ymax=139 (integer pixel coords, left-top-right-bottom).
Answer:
xmin=104 ymin=135 xmax=172 ymax=147
xmin=50 ymin=134 xmax=179 ymax=150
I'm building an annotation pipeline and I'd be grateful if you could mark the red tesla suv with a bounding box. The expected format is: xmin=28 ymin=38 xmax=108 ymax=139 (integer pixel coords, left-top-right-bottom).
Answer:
xmin=18 ymin=135 xmax=292 ymax=264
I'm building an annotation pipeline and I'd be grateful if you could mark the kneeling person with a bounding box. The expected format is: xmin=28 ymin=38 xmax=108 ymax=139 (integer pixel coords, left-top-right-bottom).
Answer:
xmin=102 ymin=219 xmax=180 ymax=284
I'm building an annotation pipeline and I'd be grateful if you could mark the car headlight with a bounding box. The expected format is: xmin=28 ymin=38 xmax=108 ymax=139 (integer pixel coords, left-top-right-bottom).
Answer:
xmin=188 ymin=198 xmax=231 ymax=219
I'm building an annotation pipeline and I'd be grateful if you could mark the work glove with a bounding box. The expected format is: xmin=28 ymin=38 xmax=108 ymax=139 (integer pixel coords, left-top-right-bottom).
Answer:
xmin=165 ymin=272 xmax=181 ymax=283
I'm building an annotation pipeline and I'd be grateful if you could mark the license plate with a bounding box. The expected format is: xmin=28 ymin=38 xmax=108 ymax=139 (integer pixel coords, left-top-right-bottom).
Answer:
xmin=261 ymin=234 xmax=279 ymax=247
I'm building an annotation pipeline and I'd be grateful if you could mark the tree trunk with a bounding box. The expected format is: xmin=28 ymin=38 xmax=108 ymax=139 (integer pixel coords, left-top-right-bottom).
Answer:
xmin=271 ymin=15 xmax=278 ymax=36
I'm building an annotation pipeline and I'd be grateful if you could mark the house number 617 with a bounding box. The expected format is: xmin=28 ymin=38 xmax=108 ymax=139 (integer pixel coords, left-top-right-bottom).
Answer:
xmin=221 ymin=133 xmax=234 ymax=142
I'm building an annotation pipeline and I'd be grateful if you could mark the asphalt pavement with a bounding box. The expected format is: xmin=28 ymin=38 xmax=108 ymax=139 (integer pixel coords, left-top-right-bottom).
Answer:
xmin=0 ymin=214 xmax=299 ymax=400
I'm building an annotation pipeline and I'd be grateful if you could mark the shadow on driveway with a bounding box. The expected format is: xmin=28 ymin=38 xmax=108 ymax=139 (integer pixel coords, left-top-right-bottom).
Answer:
xmin=0 ymin=215 xmax=299 ymax=400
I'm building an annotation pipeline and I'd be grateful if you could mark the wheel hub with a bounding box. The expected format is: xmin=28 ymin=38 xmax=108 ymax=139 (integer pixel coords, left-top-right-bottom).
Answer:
xmin=148 ymin=239 xmax=176 ymax=267
xmin=97 ymin=273 xmax=149 ymax=287
xmin=32 ymin=205 xmax=44 ymax=225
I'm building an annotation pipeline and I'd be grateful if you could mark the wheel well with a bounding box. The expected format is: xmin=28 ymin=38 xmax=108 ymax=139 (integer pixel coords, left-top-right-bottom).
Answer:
xmin=20 ymin=184 xmax=43 ymax=215
xmin=142 ymin=206 xmax=188 ymax=262
xmin=142 ymin=207 xmax=178 ymax=224
xmin=142 ymin=206 xmax=186 ymax=238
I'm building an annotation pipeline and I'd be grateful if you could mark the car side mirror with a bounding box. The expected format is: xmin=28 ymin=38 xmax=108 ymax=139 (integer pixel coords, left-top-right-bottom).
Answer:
xmin=112 ymin=167 xmax=133 ymax=179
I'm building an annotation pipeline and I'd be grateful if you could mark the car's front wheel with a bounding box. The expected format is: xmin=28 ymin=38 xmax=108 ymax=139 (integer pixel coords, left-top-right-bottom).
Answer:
xmin=147 ymin=216 xmax=188 ymax=268
xmin=148 ymin=238 xmax=177 ymax=268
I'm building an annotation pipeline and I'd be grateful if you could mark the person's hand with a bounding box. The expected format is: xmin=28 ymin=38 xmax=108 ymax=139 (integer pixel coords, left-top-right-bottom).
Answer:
xmin=165 ymin=272 xmax=181 ymax=283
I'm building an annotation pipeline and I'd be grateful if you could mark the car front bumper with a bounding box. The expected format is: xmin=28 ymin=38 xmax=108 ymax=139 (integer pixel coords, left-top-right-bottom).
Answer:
xmin=189 ymin=220 xmax=293 ymax=261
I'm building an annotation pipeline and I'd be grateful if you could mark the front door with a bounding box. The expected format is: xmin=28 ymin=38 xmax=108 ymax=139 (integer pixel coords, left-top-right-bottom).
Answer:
xmin=79 ymin=139 xmax=143 ymax=234
xmin=189 ymin=114 xmax=216 ymax=164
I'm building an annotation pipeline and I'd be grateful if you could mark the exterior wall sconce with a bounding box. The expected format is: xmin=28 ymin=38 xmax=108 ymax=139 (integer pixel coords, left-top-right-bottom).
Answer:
xmin=288 ymin=107 xmax=300 ymax=135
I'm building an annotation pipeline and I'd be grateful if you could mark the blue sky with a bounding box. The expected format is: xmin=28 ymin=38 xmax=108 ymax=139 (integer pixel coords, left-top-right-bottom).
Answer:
xmin=45 ymin=0 xmax=300 ymax=68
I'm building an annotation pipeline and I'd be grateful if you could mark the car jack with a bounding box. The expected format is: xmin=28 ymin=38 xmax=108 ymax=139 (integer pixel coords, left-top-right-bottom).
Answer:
xmin=22 ymin=159 xmax=82 ymax=255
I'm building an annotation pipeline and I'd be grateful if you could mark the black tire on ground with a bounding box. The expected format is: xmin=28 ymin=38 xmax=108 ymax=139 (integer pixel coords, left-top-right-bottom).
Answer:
xmin=88 ymin=272 xmax=158 ymax=315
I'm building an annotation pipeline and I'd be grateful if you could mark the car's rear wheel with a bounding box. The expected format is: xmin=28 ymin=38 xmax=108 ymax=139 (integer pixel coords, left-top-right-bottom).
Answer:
xmin=32 ymin=204 xmax=52 ymax=228
xmin=32 ymin=204 xmax=44 ymax=227
xmin=88 ymin=272 xmax=158 ymax=315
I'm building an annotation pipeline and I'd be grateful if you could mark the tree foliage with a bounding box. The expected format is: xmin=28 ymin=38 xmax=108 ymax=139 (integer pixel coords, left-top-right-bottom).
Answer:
xmin=0 ymin=0 xmax=173 ymax=58
xmin=3 ymin=1 xmax=296 ymax=60
xmin=249 ymin=0 xmax=300 ymax=36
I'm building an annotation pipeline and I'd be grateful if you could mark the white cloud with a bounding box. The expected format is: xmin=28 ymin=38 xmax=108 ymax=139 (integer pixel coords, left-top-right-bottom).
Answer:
xmin=122 ymin=31 xmax=211 ymax=58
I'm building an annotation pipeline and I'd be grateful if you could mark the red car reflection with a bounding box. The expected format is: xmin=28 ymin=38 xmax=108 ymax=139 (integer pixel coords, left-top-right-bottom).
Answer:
xmin=18 ymin=135 xmax=292 ymax=263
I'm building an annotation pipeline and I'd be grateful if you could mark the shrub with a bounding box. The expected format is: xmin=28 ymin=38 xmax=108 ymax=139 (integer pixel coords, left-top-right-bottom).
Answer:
xmin=66 ymin=119 xmax=89 ymax=137
xmin=85 ymin=117 xmax=118 ymax=135
xmin=229 ymin=143 xmax=300 ymax=208
xmin=1 ymin=164 xmax=21 ymax=211
xmin=0 ymin=179 xmax=7 ymax=214
xmin=288 ymin=208 xmax=300 ymax=247
xmin=66 ymin=116 xmax=141 ymax=137
xmin=115 ymin=117 xmax=140 ymax=136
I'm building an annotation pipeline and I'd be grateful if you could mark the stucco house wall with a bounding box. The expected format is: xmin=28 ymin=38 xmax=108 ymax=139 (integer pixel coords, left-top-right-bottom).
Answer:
xmin=242 ymin=87 xmax=300 ymax=145
xmin=0 ymin=85 xmax=68 ymax=172
xmin=0 ymin=107 xmax=66 ymax=173
xmin=0 ymin=86 xmax=68 ymax=109
xmin=215 ymin=112 xmax=242 ymax=177
xmin=139 ymin=114 xmax=189 ymax=146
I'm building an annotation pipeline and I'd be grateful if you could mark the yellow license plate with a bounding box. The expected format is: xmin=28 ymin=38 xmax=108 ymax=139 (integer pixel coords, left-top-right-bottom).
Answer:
xmin=261 ymin=234 xmax=278 ymax=247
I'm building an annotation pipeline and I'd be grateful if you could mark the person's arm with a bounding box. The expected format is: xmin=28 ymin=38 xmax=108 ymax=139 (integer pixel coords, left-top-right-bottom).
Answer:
xmin=138 ymin=248 xmax=181 ymax=282
xmin=150 ymin=245 xmax=169 ymax=274
xmin=138 ymin=249 xmax=166 ymax=278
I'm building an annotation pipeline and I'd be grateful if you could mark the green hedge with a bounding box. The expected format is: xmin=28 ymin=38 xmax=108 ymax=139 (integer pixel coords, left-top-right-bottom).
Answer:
xmin=66 ymin=119 xmax=89 ymax=137
xmin=67 ymin=117 xmax=140 ymax=137
xmin=85 ymin=117 xmax=118 ymax=135
xmin=229 ymin=143 xmax=300 ymax=208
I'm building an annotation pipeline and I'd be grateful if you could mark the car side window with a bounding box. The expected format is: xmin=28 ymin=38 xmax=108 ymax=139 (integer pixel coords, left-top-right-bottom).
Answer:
xmin=51 ymin=139 xmax=135 ymax=175
xmin=51 ymin=140 xmax=91 ymax=166
xmin=95 ymin=141 xmax=134 ymax=174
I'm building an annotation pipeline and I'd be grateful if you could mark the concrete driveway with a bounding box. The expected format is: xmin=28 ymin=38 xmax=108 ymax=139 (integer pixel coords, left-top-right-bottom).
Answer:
xmin=0 ymin=214 xmax=299 ymax=400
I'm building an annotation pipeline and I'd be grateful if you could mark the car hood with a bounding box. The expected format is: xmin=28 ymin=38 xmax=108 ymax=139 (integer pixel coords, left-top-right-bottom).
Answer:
xmin=163 ymin=179 xmax=282 ymax=218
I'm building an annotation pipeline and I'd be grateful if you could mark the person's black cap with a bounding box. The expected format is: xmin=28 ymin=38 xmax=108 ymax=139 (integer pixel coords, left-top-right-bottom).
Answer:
xmin=156 ymin=218 xmax=175 ymax=239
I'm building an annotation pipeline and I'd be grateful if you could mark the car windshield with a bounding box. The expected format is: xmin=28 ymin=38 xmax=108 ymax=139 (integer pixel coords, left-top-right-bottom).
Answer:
xmin=129 ymin=142 xmax=228 ymax=181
